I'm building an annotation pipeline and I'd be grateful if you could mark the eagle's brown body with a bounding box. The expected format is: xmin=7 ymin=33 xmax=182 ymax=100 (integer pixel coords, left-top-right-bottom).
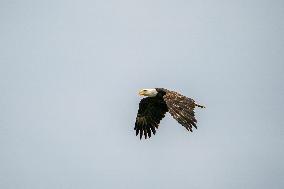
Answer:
xmin=135 ymin=88 xmax=205 ymax=139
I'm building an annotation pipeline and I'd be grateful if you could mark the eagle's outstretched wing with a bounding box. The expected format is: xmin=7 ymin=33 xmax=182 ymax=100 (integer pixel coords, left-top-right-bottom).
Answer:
xmin=163 ymin=90 xmax=198 ymax=132
xmin=135 ymin=97 xmax=168 ymax=139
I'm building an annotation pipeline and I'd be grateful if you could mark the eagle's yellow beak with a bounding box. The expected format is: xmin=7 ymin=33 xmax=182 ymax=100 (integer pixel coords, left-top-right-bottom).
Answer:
xmin=138 ymin=90 xmax=145 ymax=96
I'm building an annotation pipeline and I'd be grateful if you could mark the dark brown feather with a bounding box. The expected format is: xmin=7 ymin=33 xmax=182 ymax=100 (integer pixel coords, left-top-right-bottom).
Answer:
xmin=134 ymin=96 xmax=168 ymax=139
xmin=162 ymin=89 xmax=198 ymax=132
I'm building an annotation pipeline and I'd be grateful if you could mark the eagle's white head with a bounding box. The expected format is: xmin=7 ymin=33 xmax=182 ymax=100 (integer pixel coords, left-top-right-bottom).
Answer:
xmin=139 ymin=88 xmax=158 ymax=97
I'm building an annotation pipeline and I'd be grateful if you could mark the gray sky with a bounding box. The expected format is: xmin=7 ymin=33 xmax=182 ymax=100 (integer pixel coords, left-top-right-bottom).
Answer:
xmin=0 ymin=0 xmax=284 ymax=189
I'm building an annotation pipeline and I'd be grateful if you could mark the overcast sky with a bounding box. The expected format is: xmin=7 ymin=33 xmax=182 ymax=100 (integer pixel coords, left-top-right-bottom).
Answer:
xmin=0 ymin=0 xmax=284 ymax=189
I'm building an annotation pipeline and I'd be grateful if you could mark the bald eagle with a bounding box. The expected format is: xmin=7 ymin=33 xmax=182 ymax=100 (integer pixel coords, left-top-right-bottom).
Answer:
xmin=135 ymin=88 xmax=205 ymax=139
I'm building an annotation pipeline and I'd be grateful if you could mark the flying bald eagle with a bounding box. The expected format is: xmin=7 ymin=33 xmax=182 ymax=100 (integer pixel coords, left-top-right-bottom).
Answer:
xmin=135 ymin=88 xmax=205 ymax=139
